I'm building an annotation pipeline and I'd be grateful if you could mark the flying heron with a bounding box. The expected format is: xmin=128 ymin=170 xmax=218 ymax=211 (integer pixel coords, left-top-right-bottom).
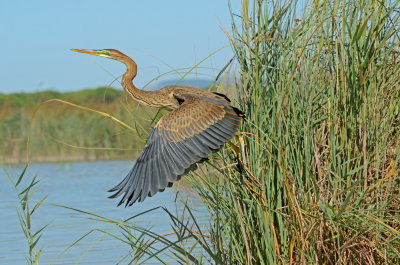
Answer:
xmin=71 ymin=49 xmax=244 ymax=206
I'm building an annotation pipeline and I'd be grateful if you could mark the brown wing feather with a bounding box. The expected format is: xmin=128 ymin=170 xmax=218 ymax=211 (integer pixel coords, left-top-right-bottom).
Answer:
xmin=108 ymin=96 xmax=242 ymax=206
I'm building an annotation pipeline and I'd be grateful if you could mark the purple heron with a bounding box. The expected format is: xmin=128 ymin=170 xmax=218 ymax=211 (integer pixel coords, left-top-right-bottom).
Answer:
xmin=71 ymin=49 xmax=244 ymax=206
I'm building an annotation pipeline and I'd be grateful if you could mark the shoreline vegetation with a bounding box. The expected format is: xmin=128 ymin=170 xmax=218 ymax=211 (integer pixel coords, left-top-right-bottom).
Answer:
xmin=0 ymin=87 xmax=157 ymax=164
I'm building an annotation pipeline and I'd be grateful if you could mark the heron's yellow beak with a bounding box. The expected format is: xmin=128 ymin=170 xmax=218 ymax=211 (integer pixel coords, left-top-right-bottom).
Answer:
xmin=71 ymin=49 xmax=111 ymax=58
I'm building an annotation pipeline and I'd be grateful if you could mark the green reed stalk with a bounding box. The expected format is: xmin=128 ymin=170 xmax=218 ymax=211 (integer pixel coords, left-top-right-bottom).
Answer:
xmin=7 ymin=166 xmax=49 ymax=265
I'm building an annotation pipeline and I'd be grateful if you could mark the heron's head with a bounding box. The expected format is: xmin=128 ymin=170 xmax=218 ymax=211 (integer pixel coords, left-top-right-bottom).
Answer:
xmin=71 ymin=49 xmax=128 ymax=61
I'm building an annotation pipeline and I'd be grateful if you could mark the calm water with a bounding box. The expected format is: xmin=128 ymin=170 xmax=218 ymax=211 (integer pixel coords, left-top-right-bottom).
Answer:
xmin=0 ymin=161 xmax=209 ymax=264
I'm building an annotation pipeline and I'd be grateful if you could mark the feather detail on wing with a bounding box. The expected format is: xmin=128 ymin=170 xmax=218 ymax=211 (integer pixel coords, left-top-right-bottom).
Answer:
xmin=108 ymin=96 xmax=242 ymax=206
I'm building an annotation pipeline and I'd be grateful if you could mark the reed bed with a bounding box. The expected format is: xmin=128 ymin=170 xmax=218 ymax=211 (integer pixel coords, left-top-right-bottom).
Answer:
xmin=186 ymin=0 xmax=400 ymax=264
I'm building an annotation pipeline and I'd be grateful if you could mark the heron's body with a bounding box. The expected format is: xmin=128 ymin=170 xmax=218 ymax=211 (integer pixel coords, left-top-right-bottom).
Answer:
xmin=72 ymin=49 xmax=244 ymax=206
xmin=125 ymin=85 xmax=232 ymax=110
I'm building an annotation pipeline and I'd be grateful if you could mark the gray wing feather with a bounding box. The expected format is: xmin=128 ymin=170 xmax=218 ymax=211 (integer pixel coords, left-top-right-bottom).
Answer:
xmin=108 ymin=100 xmax=242 ymax=206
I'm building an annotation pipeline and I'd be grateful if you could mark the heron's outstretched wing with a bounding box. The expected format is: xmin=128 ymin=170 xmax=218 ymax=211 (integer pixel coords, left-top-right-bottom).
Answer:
xmin=108 ymin=96 xmax=242 ymax=206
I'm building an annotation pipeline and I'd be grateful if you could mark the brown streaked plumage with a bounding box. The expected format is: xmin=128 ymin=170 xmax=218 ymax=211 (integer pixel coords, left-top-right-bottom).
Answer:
xmin=71 ymin=49 xmax=244 ymax=206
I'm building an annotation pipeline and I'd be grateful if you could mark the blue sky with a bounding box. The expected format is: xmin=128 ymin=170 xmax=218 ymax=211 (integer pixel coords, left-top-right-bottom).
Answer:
xmin=0 ymin=0 xmax=241 ymax=93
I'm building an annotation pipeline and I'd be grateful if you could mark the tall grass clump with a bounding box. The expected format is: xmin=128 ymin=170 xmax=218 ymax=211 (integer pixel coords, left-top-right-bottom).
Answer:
xmin=187 ymin=0 xmax=400 ymax=264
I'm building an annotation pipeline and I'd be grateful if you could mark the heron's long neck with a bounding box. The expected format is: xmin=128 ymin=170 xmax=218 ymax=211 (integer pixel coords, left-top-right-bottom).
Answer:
xmin=121 ymin=58 xmax=153 ymax=106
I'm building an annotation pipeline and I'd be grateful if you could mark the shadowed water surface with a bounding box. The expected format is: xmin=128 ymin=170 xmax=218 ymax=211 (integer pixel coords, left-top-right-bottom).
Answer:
xmin=0 ymin=160 xmax=209 ymax=264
